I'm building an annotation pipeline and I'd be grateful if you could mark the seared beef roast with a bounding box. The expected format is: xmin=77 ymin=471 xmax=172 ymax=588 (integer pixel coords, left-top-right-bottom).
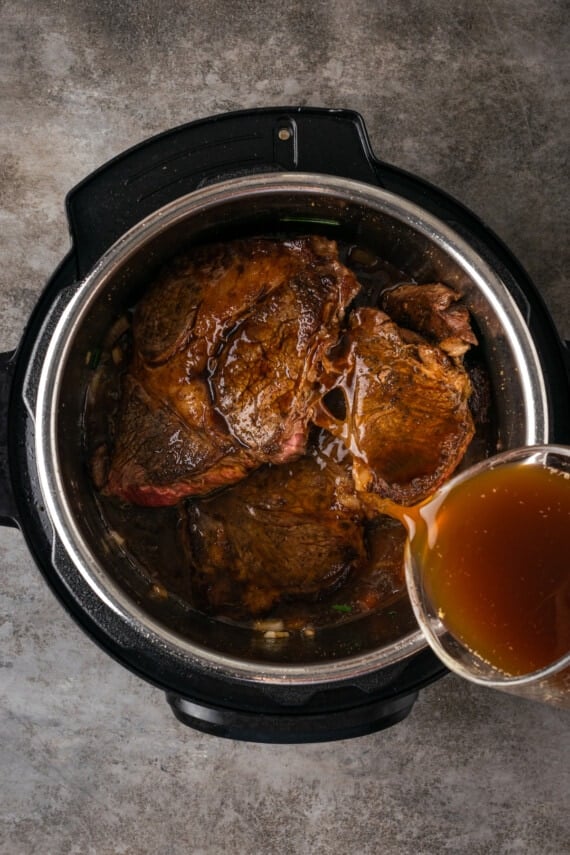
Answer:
xmin=315 ymin=307 xmax=475 ymax=505
xmin=104 ymin=372 xmax=249 ymax=506
xmin=104 ymin=236 xmax=360 ymax=505
xmin=182 ymin=449 xmax=368 ymax=615
xmin=380 ymin=282 xmax=477 ymax=357
xmin=93 ymin=236 xmax=484 ymax=622
xmin=213 ymin=261 xmax=358 ymax=462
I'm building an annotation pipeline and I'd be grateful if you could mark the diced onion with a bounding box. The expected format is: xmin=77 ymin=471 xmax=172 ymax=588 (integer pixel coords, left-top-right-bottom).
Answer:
xmin=253 ymin=619 xmax=285 ymax=632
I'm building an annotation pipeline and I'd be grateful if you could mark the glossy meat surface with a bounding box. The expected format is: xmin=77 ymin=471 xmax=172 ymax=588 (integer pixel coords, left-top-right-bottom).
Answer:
xmin=182 ymin=450 xmax=368 ymax=615
xmin=213 ymin=255 xmax=359 ymax=461
xmin=380 ymin=282 xmax=478 ymax=357
xmin=316 ymin=307 xmax=475 ymax=505
xmin=104 ymin=236 xmax=360 ymax=505
xmin=134 ymin=238 xmax=320 ymax=367
xmin=93 ymin=236 xmax=484 ymax=623
xmin=104 ymin=374 xmax=254 ymax=506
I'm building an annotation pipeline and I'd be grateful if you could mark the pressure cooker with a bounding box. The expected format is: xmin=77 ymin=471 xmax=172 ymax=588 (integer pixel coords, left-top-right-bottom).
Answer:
xmin=1 ymin=108 xmax=568 ymax=742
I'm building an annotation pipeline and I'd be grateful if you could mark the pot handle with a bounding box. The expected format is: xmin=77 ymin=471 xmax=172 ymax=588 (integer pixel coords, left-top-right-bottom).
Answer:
xmin=166 ymin=689 xmax=417 ymax=743
xmin=65 ymin=107 xmax=382 ymax=278
xmin=0 ymin=350 xmax=19 ymax=529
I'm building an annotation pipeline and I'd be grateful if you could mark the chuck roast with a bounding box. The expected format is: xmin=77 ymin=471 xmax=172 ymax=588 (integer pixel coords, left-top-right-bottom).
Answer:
xmin=93 ymin=236 xmax=483 ymax=622
xmin=181 ymin=449 xmax=367 ymax=616
xmin=104 ymin=236 xmax=360 ymax=506
xmin=380 ymin=282 xmax=478 ymax=357
xmin=315 ymin=307 xmax=475 ymax=505
xmin=212 ymin=262 xmax=358 ymax=462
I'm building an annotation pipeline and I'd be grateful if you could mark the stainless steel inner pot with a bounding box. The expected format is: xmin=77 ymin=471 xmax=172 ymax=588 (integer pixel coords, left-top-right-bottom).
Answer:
xmin=29 ymin=172 xmax=549 ymax=687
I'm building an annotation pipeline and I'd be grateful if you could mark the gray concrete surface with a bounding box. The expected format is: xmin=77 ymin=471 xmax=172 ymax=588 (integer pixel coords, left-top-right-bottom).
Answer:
xmin=1 ymin=2 xmax=568 ymax=853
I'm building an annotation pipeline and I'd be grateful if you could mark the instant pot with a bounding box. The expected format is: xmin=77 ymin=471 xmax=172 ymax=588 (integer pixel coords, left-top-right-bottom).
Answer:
xmin=1 ymin=108 xmax=569 ymax=742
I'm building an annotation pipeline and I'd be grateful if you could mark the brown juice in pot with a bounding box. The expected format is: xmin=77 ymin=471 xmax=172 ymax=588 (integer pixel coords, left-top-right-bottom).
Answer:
xmin=83 ymin=234 xmax=495 ymax=643
xmin=401 ymin=460 xmax=570 ymax=676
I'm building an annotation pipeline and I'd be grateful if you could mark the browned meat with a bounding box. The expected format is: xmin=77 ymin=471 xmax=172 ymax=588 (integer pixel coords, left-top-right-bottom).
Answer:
xmin=363 ymin=515 xmax=408 ymax=604
xmin=381 ymin=282 xmax=477 ymax=357
xmin=182 ymin=450 xmax=368 ymax=616
xmin=104 ymin=374 xmax=254 ymax=506
xmin=315 ymin=307 xmax=475 ymax=505
xmin=134 ymin=238 xmax=321 ymax=368
xmin=104 ymin=236 xmax=360 ymax=506
xmin=213 ymin=260 xmax=359 ymax=462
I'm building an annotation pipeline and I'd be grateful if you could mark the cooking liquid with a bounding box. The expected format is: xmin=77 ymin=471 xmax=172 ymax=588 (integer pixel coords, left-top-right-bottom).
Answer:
xmin=84 ymin=234 xmax=495 ymax=651
xmin=396 ymin=460 xmax=570 ymax=677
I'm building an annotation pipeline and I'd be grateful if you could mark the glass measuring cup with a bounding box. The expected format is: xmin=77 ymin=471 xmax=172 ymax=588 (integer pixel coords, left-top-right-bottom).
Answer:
xmin=401 ymin=445 xmax=570 ymax=708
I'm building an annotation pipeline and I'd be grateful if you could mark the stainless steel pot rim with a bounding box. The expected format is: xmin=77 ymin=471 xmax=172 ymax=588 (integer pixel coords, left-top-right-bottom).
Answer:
xmin=32 ymin=172 xmax=549 ymax=685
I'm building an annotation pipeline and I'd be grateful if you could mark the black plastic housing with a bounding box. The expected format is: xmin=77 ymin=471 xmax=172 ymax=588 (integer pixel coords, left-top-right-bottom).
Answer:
xmin=1 ymin=108 xmax=568 ymax=742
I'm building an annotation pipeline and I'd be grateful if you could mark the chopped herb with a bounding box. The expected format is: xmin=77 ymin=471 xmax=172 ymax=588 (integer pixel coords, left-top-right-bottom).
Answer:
xmin=332 ymin=604 xmax=352 ymax=614
xmin=87 ymin=347 xmax=101 ymax=370
xmin=280 ymin=216 xmax=341 ymax=227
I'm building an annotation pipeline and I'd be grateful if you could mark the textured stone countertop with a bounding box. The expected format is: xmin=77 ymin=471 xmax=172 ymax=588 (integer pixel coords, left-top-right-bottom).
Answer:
xmin=1 ymin=2 xmax=568 ymax=853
